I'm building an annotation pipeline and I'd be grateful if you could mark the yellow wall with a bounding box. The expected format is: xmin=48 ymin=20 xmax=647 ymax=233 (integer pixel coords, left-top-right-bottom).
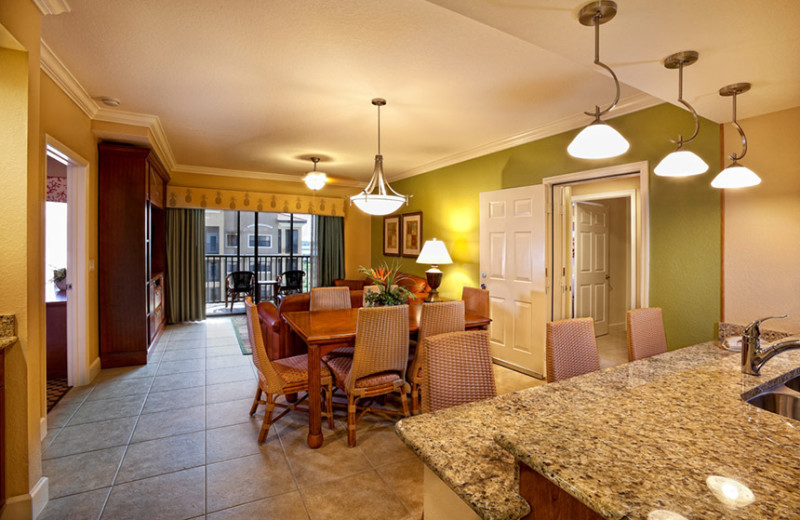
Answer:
xmin=170 ymin=171 xmax=372 ymax=278
xmin=722 ymin=106 xmax=800 ymax=332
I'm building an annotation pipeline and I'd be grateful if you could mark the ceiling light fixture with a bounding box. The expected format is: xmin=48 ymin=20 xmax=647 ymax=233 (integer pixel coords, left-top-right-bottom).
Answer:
xmin=350 ymin=98 xmax=409 ymax=216
xmin=654 ymin=51 xmax=709 ymax=177
xmin=567 ymin=1 xmax=630 ymax=160
xmin=303 ymin=156 xmax=327 ymax=191
xmin=711 ymin=83 xmax=761 ymax=189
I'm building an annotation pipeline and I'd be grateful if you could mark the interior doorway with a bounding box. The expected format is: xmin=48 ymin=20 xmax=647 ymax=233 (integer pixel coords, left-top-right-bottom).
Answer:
xmin=545 ymin=162 xmax=649 ymax=368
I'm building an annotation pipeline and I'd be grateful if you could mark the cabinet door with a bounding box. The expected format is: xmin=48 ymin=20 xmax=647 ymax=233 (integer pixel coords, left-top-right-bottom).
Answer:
xmin=149 ymin=163 xmax=165 ymax=209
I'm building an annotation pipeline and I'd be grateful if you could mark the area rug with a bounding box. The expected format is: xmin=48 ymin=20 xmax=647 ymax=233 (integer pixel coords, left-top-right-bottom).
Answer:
xmin=47 ymin=378 xmax=71 ymax=412
xmin=231 ymin=315 xmax=252 ymax=355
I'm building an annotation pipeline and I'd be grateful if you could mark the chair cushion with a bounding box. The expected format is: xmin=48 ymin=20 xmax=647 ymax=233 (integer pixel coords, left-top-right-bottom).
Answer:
xmin=321 ymin=346 xmax=354 ymax=363
xmin=273 ymin=353 xmax=331 ymax=384
xmin=326 ymin=356 xmax=402 ymax=388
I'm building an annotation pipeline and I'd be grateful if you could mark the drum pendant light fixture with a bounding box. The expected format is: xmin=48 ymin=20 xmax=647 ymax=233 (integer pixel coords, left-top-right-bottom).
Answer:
xmin=304 ymin=156 xmax=328 ymax=191
xmin=654 ymin=51 xmax=709 ymax=177
xmin=350 ymin=98 xmax=409 ymax=216
xmin=567 ymin=1 xmax=629 ymax=160
xmin=711 ymin=83 xmax=761 ymax=189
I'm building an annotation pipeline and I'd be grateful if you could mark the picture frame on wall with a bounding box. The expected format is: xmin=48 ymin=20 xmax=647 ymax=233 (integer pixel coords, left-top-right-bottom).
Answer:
xmin=401 ymin=212 xmax=423 ymax=258
xmin=383 ymin=215 xmax=401 ymax=256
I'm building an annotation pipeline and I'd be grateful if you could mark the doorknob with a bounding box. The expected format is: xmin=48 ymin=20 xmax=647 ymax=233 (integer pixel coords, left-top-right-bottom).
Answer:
xmin=604 ymin=275 xmax=610 ymax=280
xmin=480 ymin=283 xmax=486 ymax=290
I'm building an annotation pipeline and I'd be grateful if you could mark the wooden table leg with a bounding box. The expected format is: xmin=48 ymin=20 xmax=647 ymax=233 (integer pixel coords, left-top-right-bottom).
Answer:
xmin=306 ymin=343 xmax=323 ymax=449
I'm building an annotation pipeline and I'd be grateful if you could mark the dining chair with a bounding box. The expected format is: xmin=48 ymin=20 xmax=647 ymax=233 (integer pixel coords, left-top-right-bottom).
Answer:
xmin=276 ymin=270 xmax=305 ymax=298
xmin=420 ymin=330 xmax=496 ymax=413
xmin=244 ymin=297 xmax=334 ymax=443
xmin=225 ymin=271 xmax=255 ymax=310
xmin=545 ymin=317 xmax=600 ymax=383
xmin=408 ymin=301 xmax=465 ymax=414
xmin=325 ymin=305 xmax=411 ymax=447
xmin=310 ymin=286 xmax=351 ymax=311
xmin=627 ymin=307 xmax=668 ymax=361
xmin=461 ymin=286 xmax=490 ymax=317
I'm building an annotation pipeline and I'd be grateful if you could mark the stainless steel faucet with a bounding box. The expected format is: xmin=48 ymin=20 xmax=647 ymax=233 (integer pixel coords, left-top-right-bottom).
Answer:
xmin=741 ymin=315 xmax=800 ymax=375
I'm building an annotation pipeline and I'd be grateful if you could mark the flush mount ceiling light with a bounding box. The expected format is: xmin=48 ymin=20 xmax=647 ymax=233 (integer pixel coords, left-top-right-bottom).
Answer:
xmin=350 ymin=98 xmax=409 ymax=216
xmin=654 ymin=51 xmax=709 ymax=177
xmin=711 ymin=83 xmax=761 ymax=189
xmin=567 ymin=1 xmax=630 ymax=160
xmin=303 ymin=156 xmax=327 ymax=191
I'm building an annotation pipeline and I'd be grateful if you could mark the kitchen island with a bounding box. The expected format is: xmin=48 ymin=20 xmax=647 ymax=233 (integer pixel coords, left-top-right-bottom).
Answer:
xmin=396 ymin=341 xmax=800 ymax=519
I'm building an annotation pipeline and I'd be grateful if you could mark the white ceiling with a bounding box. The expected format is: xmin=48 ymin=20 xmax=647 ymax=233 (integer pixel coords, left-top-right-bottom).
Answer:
xmin=40 ymin=0 xmax=800 ymax=185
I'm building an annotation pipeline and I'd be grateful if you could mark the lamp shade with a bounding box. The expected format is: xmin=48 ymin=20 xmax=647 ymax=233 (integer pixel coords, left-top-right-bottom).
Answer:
xmin=304 ymin=171 xmax=327 ymax=191
xmin=567 ymin=121 xmax=629 ymax=159
xmin=416 ymin=239 xmax=452 ymax=265
xmin=654 ymin=149 xmax=709 ymax=177
xmin=350 ymin=194 xmax=406 ymax=216
xmin=711 ymin=163 xmax=761 ymax=189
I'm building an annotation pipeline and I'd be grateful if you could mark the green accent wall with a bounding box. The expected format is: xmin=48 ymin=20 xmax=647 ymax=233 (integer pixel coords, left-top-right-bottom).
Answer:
xmin=370 ymin=103 xmax=721 ymax=349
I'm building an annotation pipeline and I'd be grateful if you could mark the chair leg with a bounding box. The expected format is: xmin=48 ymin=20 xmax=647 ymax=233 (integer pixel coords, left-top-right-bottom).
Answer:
xmin=250 ymin=387 xmax=262 ymax=416
xmin=259 ymin=393 xmax=276 ymax=444
xmin=400 ymin=384 xmax=410 ymax=417
xmin=347 ymin=394 xmax=358 ymax=447
xmin=411 ymin=382 xmax=420 ymax=415
xmin=325 ymin=383 xmax=334 ymax=430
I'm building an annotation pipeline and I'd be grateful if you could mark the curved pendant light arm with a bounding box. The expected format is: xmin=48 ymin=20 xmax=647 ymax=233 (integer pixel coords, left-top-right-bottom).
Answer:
xmin=673 ymin=62 xmax=700 ymax=147
xmin=729 ymin=119 xmax=748 ymax=162
xmin=583 ymin=14 xmax=620 ymax=118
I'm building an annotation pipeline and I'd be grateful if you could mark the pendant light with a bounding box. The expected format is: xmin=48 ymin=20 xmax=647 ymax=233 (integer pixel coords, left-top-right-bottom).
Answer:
xmin=303 ymin=156 xmax=327 ymax=191
xmin=711 ymin=83 xmax=761 ymax=189
xmin=567 ymin=1 xmax=629 ymax=160
xmin=654 ymin=51 xmax=709 ymax=177
xmin=350 ymin=98 xmax=409 ymax=216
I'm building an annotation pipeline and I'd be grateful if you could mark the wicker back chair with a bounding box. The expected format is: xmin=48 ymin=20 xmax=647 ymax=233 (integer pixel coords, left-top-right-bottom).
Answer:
xmin=277 ymin=270 xmax=305 ymax=298
xmin=225 ymin=271 xmax=255 ymax=310
xmin=545 ymin=317 xmax=600 ymax=383
xmin=461 ymin=286 xmax=490 ymax=317
xmin=421 ymin=330 xmax=496 ymax=413
xmin=408 ymin=301 xmax=465 ymax=414
xmin=310 ymin=286 xmax=351 ymax=311
xmin=244 ymin=298 xmax=334 ymax=443
xmin=627 ymin=307 xmax=668 ymax=361
xmin=325 ymin=305 xmax=411 ymax=446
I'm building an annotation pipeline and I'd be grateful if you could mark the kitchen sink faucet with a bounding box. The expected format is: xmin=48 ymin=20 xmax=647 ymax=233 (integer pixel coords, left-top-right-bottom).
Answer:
xmin=742 ymin=315 xmax=800 ymax=375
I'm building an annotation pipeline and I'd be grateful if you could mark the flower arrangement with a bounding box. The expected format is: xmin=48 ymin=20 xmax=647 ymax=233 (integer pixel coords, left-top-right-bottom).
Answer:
xmin=51 ymin=268 xmax=67 ymax=291
xmin=359 ymin=262 xmax=413 ymax=307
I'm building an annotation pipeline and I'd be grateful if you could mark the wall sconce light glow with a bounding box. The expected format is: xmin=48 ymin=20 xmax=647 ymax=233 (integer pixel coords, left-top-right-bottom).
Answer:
xmin=706 ymin=476 xmax=755 ymax=509
xmin=654 ymin=150 xmax=709 ymax=177
xmin=567 ymin=121 xmax=629 ymax=159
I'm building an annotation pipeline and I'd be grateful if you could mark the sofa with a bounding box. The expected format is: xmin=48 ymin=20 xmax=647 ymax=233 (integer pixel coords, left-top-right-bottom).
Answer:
xmin=334 ymin=272 xmax=431 ymax=303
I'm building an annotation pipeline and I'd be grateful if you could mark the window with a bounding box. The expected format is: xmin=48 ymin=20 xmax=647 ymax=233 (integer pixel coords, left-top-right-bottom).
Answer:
xmin=248 ymin=234 xmax=271 ymax=248
xmin=226 ymin=233 xmax=238 ymax=247
xmin=205 ymin=226 xmax=219 ymax=254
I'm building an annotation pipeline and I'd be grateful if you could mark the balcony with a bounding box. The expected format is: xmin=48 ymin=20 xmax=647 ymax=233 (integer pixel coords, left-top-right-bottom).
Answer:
xmin=205 ymin=254 xmax=315 ymax=315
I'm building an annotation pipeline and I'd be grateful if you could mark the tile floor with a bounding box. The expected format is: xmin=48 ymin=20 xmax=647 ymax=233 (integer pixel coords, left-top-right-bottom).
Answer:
xmin=596 ymin=324 xmax=628 ymax=369
xmin=40 ymin=318 xmax=542 ymax=520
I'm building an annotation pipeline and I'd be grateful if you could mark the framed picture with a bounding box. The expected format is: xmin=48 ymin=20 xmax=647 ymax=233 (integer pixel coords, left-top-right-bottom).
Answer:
xmin=383 ymin=215 xmax=401 ymax=256
xmin=401 ymin=212 xmax=423 ymax=257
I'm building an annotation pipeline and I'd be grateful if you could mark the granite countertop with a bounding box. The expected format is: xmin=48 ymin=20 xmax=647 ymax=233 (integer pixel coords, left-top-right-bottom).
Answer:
xmin=396 ymin=341 xmax=800 ymax=520
xmin=0 ymin=315 xmax=17 ymax=350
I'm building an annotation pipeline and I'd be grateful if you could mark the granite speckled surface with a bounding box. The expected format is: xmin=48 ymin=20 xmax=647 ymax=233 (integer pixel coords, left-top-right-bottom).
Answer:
xmin=0 ymin=314 xmax=17 ymax=350
xmin=396 ymin=342 xmax=800 ymax=520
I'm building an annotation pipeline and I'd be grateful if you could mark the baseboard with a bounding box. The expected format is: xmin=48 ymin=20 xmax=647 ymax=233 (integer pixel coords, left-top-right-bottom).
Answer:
xmin=39 ymin=417 xmax=47 ymax=442
xmin=1 ymin=477 xmax=48 ymax=520
xmin=88 ymin=356 xmax=101 ymax=384
xmin=609 ymin=321 xmax=625 ymax=328
xmin=491 ymin=358 xmax=545 ymax=380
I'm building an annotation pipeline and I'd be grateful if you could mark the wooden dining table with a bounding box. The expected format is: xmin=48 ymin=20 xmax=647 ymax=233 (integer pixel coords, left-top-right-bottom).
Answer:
xmin=282 ymin=304 xmax=491 ymax=448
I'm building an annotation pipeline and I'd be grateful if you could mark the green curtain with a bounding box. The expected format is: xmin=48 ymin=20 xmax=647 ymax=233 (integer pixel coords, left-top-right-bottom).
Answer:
xmin=166 ymin=208 xmax=206 ymax=322
xmin=316 ymin=215 xmax=345 ymax=286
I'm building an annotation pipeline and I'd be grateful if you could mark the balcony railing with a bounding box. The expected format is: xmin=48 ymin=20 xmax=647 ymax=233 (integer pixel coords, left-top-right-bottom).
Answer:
xmin=205 ymin=254 xmax=314 ymax=303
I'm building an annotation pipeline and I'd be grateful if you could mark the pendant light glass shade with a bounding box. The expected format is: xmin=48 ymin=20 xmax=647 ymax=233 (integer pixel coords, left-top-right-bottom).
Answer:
xmin=710 ymin=162 xmax=761 ymax=189
xmin=568 ymin=120 xmax=629 ymax=159
xmin=655 ymin=51 xmax=708 ymax=178
xmin=303 ymin=157 xmax=327 ymax=191
xmin=654 ymin=149 xmax=709 ymax=177
xmin=350 ymin=98 xmax=409 ymax=216
xmin=570 ymin=1 xmax=628 ymax=160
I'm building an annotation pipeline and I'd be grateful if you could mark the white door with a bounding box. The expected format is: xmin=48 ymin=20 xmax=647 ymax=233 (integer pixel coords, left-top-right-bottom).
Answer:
xmin=574 ymin=201 xmax=609 ymax=336
xmin=479 ymin=185 xmax=546 ymax=377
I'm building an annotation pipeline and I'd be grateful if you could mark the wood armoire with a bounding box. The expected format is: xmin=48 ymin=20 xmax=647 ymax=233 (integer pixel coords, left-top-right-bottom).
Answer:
xmin=98 ymin=142 xmax=169 ymax=367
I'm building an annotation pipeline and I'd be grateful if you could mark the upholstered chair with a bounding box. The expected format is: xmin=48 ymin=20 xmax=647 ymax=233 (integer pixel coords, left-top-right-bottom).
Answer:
xmin=408 ymin=301 xmax=465 ymax=414
xmin=325 ymin=305 xmax=411 ymax=447
xmin=421 ymin=330 xmax=496 ymax=413
xmin=244 ymin=298 xmax=334 ymax=443
xmin=545 ymin=317 xmax=600 ymax=383
xmin=461 ymin=286 xmax=490 ymax=317
xmin=310 ymin=286 xmax=351 ymax=311
xmin=627 ymin=307 xmax=668 ymax=361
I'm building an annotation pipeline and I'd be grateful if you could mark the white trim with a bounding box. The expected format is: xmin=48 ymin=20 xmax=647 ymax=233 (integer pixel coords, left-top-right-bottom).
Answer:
xmin=40 ymin=40 xmax=97 ymax=119
xmin=88 ymin=356 xmax=102 ymax=383
xmin=93 ymin=108 xmax=178 ymax=171
xmin=391 ymin=93 xmax=660 ymax=182
xmin=31 ymin=477 xmax=49 ymax=520
xmin=170 ymin=163 xmax=363 ymax=188
xmin=45 ymin=136 xmax=92 ymax=387
xmin=544 ymin=161 xmax=650 ymax=321
xmin=32 ymin=0 xmax=70 ymax=15
xmin=0 ymin=477 xmax=49 ymax=520
xmin=40 ymin=417 xmax=47 ymax=441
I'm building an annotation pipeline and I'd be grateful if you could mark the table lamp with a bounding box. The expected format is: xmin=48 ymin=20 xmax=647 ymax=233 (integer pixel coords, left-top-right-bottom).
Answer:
xmin=416 ymin=238 xmax=452 ymax=302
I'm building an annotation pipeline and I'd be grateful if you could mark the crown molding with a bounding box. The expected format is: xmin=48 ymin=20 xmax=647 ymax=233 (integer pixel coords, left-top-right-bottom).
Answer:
xmin=40 ymin=39 xmax=98 ymax=119
xmin=32 ymin=0 xmax=70 ymax=15
xmin=170 ymin=164 xmax=365 ymax=188
xmin=93 ymin=108 xmax=177 ymax=170
xmin=390 ymin=92 xmax=661 ymax=182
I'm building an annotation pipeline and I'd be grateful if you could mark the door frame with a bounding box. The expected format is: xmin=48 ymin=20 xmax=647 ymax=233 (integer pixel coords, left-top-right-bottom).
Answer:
xmin=45 ymin=135 xmax=92 ymax=388
xmin=544 ymin=161 xmax=649 ymax=322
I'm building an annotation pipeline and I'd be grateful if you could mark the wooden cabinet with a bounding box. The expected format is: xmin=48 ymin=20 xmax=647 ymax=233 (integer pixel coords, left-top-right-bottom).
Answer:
xmin=99 ymin=143 xmax=170 ymax=367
